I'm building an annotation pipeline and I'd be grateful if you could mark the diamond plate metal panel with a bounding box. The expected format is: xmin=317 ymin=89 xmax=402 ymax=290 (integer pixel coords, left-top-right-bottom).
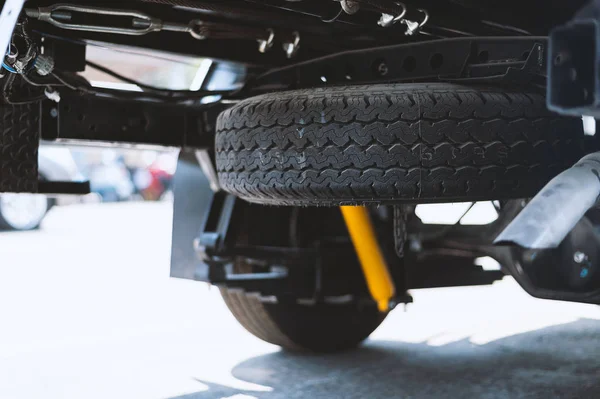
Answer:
xmin=0 ymin=103 xmax=40 ymax=193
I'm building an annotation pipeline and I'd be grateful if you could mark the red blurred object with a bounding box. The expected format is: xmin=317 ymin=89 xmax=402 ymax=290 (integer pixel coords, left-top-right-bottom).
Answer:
xmin=134 ymin=155 xmax=175 ymax=201
xmin=144 ymin=164 xmax=173 ymax=201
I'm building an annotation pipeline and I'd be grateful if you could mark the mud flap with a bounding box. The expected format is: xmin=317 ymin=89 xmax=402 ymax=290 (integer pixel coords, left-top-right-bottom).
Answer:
xmin=170 ymin=150 xmax=214 ymax=281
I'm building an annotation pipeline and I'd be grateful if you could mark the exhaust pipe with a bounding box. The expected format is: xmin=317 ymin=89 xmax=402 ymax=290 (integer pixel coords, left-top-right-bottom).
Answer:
xmin=494 ymin=152 xmax=600 ymax=249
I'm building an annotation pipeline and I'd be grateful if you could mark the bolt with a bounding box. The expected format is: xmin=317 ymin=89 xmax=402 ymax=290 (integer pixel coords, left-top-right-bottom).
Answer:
xmin=574 ymin=251 xmax=587 ymax=264
xmin=377 ymin=62 xmax=389 ymax=76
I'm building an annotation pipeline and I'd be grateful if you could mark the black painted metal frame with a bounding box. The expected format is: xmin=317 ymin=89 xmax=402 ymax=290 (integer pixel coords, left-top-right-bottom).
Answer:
xmin=40 ymin=94 xmax=225 ymax=149
xmin=170 ymin=151 xmax=506 ymax=302
xmin=15 ymin=33 xmax=549 ymax=300
xmin=245 ymin=36 xmax=548 ymax=94
xmin=36 ymin=35 xmax=548 ymax=150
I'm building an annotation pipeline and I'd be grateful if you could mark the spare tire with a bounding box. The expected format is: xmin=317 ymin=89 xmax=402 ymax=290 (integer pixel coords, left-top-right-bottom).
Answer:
xmin=216 ymin=83 xmax=587 ymax=206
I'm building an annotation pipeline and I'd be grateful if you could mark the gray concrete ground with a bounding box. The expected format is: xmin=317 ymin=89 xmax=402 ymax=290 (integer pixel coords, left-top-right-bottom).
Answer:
xmin=1 ymin=202 xmax=600 ymax=399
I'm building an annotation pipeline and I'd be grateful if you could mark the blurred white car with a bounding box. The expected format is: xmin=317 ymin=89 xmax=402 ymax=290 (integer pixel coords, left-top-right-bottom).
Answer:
xmin=0 ymin=147 xmax=81 ymax=231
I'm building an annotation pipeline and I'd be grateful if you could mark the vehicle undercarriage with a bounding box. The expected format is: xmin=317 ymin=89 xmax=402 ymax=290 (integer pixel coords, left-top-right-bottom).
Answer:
xmin=1 ymin=0 xmax=600 ymax=352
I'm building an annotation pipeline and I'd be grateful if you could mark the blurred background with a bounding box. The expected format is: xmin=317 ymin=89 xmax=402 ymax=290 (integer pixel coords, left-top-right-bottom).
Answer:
xmin=1 ymin=45 xmax=600 ymax=399
xmin=0 ymin=41 xmax=245 ymax=232
xmin=0 ymin=145 xmax=177 ymax=231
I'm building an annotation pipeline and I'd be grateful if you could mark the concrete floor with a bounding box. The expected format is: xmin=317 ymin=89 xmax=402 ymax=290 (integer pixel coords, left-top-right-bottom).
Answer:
xmin=1 ymin=202 xmax=600 ymax=399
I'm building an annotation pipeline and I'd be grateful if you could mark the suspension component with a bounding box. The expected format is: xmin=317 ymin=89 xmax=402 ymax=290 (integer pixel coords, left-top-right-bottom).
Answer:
xmin=496 ymin=152 xmax=600 ymax=249
xmin=25 ymin=4 xmax=191 ymax=36
xmin=25 ymin=4 xmax=301 ymax=57
xmin=340 ymin=206 xmax=396 ymax=312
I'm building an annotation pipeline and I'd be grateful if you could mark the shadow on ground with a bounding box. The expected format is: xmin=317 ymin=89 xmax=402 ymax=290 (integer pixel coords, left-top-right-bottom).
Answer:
xmin=174 ymin=318 xmax=600 ymax=399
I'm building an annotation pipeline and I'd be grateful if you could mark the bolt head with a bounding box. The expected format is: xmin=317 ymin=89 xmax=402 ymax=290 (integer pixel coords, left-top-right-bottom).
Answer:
xmin=378 ymin=13 xmax=395 ymax=28
xmin=378 ymin=62 xmax=389 ymax=76
xmin=574 ymin=251 xmax=587 ymax=264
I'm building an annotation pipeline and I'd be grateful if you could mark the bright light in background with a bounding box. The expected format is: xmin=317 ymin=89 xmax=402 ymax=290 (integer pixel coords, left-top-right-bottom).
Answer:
xmin=474 ymin=256 xmax=501 ymax=271
xmin=189 ymin=59 xmax=214 ymax=91
xmin=583 ymin=115 xmax=596 ymax=136
xmin=2 ymin=202 xmax=600 ymax=398
xmin=0 ymin=203 xmax=276 ymax=399
xmin=459 ymin=201 xmax=499 ymax=225
xmin=89 ymin=81 xmax=143 ymax=92
xmin=416 ymin=203 xmax=473 ymax=224
xmin=371 ymin=278 xmax=600 ymax=347
xmin=82 ymin=44 xmax=206 ymax=90
xmin=415 ymin=202 xmax=498 ymax=225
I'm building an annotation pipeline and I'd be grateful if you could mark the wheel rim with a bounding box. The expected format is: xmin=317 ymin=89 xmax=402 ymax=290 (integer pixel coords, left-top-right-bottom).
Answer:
xmin=0 ymin=194 xmax=48 ymax=230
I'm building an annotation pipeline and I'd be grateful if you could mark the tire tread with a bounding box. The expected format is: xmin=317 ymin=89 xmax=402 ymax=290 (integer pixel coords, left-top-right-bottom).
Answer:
xmin=216 ymin=84 xmax=587 ymax=205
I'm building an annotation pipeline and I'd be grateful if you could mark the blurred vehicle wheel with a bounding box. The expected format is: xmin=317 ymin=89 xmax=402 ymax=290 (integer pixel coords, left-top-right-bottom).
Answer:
xmin=0 ymin=194 xmax=51 ymax=231
xmin=220 ymin=288 xmax=386 ymax=352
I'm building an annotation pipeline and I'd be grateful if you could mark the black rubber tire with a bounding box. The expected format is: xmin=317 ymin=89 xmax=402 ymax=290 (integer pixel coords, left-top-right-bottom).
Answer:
xmin=220 ymin=289 xmax=386 ymax=352
xmin=216 ymin=83 xmax=587 ymax=206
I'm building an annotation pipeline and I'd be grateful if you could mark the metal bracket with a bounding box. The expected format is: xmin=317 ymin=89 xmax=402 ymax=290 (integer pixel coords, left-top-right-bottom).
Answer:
xmin=194 ymin=192 xmax=237 ymax=264
xmin=393 ymin=206 xmax=410 ymax=258
xmin=40 ymin=95 xmax=222 ymax=149
xmin=452 ymin=42 xmax=546 ymax=85
xmin=247 ymin=36 xmax=548 ymax=93
xmin=500 ymin=216 xmax=600 ymax=304
xmin=38 ymin=181 xmax=90 ymax=195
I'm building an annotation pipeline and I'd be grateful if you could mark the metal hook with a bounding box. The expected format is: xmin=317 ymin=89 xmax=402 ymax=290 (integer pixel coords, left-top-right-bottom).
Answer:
xmin=418 ymin=9 xmax=429 ymax=28
xmin=258 ymin=29 xmax=275 ymax=53
xmin=283 ymin=31 xmax=300 ymax=59
xmin=188 ymin=20 xmax=207 ymax=40
xmin=402 ymin=9 xmax=429 ymax=36
xmin=377 ymin=2 xmax=407 ymax=28
xmin=392 ymin=2 xmax=408 ymax=23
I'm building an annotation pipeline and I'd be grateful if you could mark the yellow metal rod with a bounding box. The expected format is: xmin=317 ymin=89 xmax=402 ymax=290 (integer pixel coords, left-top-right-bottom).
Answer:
xmin=340 ymin=206 xmax=395 ymax=312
